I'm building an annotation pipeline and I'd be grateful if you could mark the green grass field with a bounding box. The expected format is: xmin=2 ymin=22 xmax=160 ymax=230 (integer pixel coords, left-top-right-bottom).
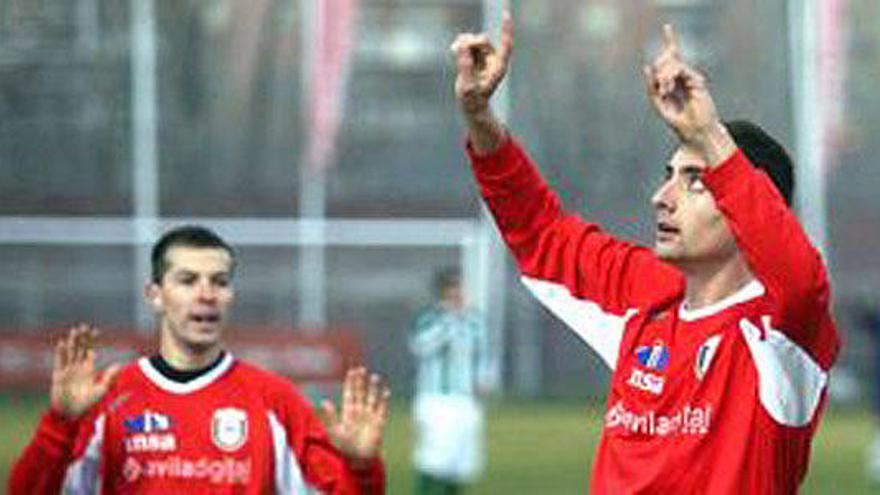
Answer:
xmin=1 ymin=395 xmax=875 ymax=494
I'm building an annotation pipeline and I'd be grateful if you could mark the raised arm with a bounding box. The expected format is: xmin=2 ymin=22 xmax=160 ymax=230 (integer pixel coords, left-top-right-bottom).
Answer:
xmin=644 ymin=25 xmax=833 ymax=342
xmin=298 ymin=367 xmax=389 ymax=494
xmin=451 ymin=13 xmax=682 ymax=320
xmin=8 ymin=325 xmax=120 ymax=495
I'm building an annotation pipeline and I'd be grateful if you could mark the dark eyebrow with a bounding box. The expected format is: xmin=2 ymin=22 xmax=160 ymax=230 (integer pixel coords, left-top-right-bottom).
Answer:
xmin=680 ymin=165 xmax=705 ymax=176
xmin=172 ymin=269 xmax=229 ymax=278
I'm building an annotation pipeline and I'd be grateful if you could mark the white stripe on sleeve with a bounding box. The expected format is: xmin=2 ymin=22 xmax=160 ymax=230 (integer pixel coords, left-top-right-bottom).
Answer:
xmin=62 ymin=414 xmax=105 ymax=495
xmin=740 ymin=316 xmax=828 ymax=426
xmin=268 ymin=412 xmax=313 ymax=494
xmin=521 ymin=276 xmax=635 ymax=370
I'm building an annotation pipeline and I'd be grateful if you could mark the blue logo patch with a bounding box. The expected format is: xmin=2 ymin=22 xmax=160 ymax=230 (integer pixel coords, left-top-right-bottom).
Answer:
xmin=124 ymin=410 xmax=172 ymax=434
xmin=635 ymin=341 xmax=670 ymax=371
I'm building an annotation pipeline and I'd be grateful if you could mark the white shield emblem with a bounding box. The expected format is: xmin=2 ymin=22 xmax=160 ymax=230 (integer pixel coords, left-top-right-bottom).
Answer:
xmin=695 ymin=334 xmax=723 ymax=380
xmin=212 ymin=408 xmax=248 ymax=452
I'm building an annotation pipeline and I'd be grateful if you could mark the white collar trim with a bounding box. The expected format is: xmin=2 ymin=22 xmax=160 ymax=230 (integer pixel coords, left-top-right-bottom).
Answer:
xmin=138 ymin=352 xmax=234 ymax=395
xmin=678 ymin=280 xmax=765 ymax=322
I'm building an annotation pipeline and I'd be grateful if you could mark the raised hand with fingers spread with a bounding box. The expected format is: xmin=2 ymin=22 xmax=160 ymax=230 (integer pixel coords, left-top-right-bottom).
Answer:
xmin=321 ymin=367 xmax=390 ymax=463
xmin=11 ymin=227 xmax=390 ymax=494
xmin=50 ymin=324 xmax=121 ymax=419
xmin=642 ymin=24 xmax=736 ymax=166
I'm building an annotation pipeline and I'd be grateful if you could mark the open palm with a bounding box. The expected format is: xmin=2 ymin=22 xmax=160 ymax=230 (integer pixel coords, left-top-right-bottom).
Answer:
xmin=321 ymin=367 xmax=390 ymax=461
xmin=50 ymin=324 xmax=121 ymax=419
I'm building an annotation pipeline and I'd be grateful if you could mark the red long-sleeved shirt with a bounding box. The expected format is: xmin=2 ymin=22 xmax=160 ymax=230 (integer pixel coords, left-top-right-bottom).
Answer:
xmin=9 ymin=354 xmax=384 ymax=494
xmin=468 ymin=136 xmax=839 ymax=494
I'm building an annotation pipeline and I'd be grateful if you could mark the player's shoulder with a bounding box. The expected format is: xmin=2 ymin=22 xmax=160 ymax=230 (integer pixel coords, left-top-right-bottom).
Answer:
xmin=110 ymin=358 xmax=149 ymax=388
xmin=84 ymin=359 xmax=149 ymax=416
xmin=728 ymin=281 xmax=794 ymax=324
xmin=231 ymin=359 xmax=310 ymax=402
xmin=232 ymin=359 xmax=287 ymax=384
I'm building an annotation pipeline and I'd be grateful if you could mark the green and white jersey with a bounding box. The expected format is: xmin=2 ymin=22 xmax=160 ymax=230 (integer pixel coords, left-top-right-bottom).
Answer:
xmin=409 ymin=304 xmax=490 ymax=397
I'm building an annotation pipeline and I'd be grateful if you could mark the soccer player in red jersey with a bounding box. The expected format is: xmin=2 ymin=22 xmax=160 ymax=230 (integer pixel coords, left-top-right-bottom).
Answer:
xmin=451 ymin=13 xmax=839 ymax=494
xmin=9 ymin=226 xmax=389 ymax=494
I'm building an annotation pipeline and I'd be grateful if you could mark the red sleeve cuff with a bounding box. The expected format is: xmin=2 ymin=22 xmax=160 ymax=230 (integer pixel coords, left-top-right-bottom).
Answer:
xmin=464 ymin=134 xmax=520 ymax=176
xmin=32 ymin=409 xmax=80 ymax=457
xmin=42 ymin=409 xmax=81 ymax=434
xmin=702 ymin=148 xmax=790 ymax=209
xmin=701 ymin=148 xmax=750 ymax=199
xmin=351 ymin=456 xmax=385 ymax=494
xmin=350 ymin=455 xmax=383 ymax=474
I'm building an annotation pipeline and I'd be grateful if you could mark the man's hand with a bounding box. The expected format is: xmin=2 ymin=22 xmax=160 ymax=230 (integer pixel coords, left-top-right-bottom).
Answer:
xmin=321 ymin=367 xmax=390 ymax=464
xmin=643 ymin=24 xmax=736 ymax=166
xmin=450 ymin=10 xmax=514 ymax=154
xmin=50 ymin=324 xmax=122 ymax=419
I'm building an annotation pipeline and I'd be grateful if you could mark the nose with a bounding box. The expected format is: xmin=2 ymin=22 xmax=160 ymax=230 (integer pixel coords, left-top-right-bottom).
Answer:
xmin=195 ymin=280 xmax=218 ymax=303
xmin=651 ymin=179 xmax=676 ymax=212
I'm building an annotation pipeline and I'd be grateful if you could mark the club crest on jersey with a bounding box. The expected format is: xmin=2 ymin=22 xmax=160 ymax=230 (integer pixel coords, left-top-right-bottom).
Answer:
xmin=695 ymin=334 xmax=723 ymax=380
xmin=635 ymin=340 xmax=670 ymax=371
xmin=212 ymin=408 xmax=248 ymax=452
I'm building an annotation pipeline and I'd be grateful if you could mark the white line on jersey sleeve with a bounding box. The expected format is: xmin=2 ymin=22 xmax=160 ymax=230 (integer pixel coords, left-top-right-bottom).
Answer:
xmin=268 ymin=412 xmax=313 ymax=494
xmin=740 ymin=316 xmax=828 ymax=427
xmin=521 ymin=276 xmax=636 ymax=370
xmin=62 ymin=414 xmax=105 ymax=495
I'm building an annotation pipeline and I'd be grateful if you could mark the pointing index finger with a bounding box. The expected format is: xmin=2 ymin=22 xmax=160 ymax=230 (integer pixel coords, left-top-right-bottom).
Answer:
xmin=662 ymin=23 xmax=680 ymax=56
xmin=499 ymin=10 xmax=514 ymax=66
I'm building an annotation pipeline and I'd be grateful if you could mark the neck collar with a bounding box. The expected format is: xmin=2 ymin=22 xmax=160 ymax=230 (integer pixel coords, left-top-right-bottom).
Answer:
xmin=679 ymin=279 xmax=765 ymax=321
xmin=139 ymin=352 xmax=234 ymax=394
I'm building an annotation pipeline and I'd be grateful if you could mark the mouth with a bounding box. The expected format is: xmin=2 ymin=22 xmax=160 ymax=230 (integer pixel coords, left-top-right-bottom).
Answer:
xmin=189 ymin=313 xmax=221 ymax=324
xmin=656 ymin=221 xmax=680 ymax=240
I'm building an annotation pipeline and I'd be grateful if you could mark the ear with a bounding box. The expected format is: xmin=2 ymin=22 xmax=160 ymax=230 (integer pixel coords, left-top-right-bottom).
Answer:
xmin=145 ymin=281 xmax=163 ymax=311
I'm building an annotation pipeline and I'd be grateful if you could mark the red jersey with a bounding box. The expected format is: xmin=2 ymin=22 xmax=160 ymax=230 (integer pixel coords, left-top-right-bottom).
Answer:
xmin=467 ymin=137 xmax=839 ymax=494
xmin=8 ymin=353 xmax=384 ymax=494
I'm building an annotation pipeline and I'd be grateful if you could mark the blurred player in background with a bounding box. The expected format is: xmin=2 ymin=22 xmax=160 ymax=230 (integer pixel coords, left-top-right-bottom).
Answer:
xmin=409 ymin=267 xmax=491 ymax=494
xmin=8 ymin=225 xmax=389 ymax=494
xmin=858 ymin=299 xmax=880 ymax=484
xmin=451 ymin=11 xmax=839 ymax=493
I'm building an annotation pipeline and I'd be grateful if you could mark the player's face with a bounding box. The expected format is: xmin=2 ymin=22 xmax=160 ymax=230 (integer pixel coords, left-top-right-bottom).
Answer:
xmin=147 ymin=246 xmax=235 ymax=353
xmin=651 ymin=146 xmax=738 ymax=266
xmin=441 ymin=285 xmax=466 ymax=311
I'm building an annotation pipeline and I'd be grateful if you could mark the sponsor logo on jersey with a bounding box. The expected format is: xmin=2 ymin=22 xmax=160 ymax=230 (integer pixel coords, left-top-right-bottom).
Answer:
xmin=212 ymin=408 xmax=248 ymax=452
xmin=626 ymin=368 xmax=665 ymax=395
xmin=124 ymin=409 xmax=177 ymax=453
xmin=605 ymin=400 xmax=712 ymax=436
xmin=635 ymin=340 xmax=670 ymax=371
xmin=695 ymin=334 xmax=723 ymax=380
xmin=125 ymin=432 xmax=177 ymax=453
xmin=122 ymin=455 xmax=251 ymax=485
xmin=124 ymin=410 xmax=172 ymax=433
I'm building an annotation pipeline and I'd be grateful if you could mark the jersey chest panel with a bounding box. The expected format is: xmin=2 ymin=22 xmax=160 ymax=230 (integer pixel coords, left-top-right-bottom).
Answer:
xmin=103 ymin=381 xmax=275 ymax=491
xmin=606 ymin=306 xmax=749 ymax=441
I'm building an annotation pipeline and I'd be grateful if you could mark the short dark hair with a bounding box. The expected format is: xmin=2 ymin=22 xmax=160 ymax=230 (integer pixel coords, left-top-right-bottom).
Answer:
xmin=724 ymin=120 xmax=794 ymax=205
xmin=151 ymin=225 xmax=236 ymax=283
xmin=432 ymin=266 xmax=461 ymax=297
